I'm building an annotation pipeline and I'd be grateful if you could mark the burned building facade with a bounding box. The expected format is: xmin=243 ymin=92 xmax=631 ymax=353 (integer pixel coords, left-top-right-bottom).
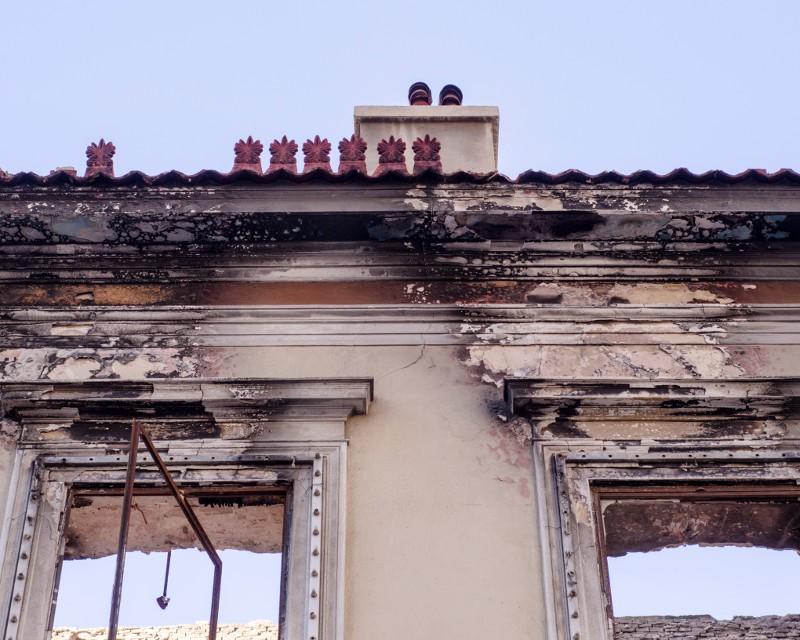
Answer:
xmin=1 ymin=84 xmax=800 ymax=639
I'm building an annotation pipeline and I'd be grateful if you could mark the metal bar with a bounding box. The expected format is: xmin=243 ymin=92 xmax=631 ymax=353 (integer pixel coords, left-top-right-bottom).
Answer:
xmin=108 ymin=418 xmax=140 ymax=640
xmin=162 ymin=549 xmax=171 ymax=599
xmin=139 ymin=425 xmax=222 ymax=640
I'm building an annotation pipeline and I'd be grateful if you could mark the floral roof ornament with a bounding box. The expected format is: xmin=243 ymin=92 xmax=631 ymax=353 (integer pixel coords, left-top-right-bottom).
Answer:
xmin=302 ymin=136 xmax=332 ymax=173
xmin=412 ymin=135 xmax=442 ymax=173
xmin=267 ymin=136 xmax=299 ymax=173
xmin=232 ymin=136 xmax=264 ymax=174
xmin=337 ymin=135 xmax=368 ymax=174
xmin=374 ymin=136 xmax=408 ymax=176
xmin=85 ymin=139 xmax=116 ymax=178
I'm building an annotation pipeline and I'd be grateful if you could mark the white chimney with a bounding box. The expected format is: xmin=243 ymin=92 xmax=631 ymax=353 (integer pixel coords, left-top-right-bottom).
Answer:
xmin=354 ymin=83 xmax=499 ymax=175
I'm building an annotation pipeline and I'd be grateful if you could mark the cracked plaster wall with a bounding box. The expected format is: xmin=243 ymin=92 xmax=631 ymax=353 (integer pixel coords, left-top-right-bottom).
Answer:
xmin=2 ymin=180 xmax=800 ymax=639
xmin=0 ymin=348 xmax=209 ymax=380
xmin=0 ymin=332 xmax=790 ymax=640
xmin=0 ymin=308 xmax=796 ymax=640
xmin=214 ymin=344 xmax=543 ymax=640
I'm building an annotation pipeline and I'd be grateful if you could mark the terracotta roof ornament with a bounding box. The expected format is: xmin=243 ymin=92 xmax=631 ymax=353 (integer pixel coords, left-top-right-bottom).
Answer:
xmin=232 ymin=136 xmax=264 ymax=174
xmin=408 ymin=82 xmax=433 ymax=106
xmin=302 ymin=136 xmax=332 ymax=173
xmin=267 ymin=136 xmax=298 ymax=173
xmin=375 ymin=136 xmax=408 ymax=176
xmin=412 ymin=135 xmax=442 ymax=173
xmin=337 ymin=135 xmax=368 ymax=174
xmin=85 ymin=139 xmax=116 ymax=178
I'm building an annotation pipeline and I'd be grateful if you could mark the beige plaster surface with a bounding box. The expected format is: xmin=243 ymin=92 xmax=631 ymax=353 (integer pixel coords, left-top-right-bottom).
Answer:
xmin=217 ymin=344 xmax=543 ymax=640
xmin=1 ymin=332 xmax=794 ymax=639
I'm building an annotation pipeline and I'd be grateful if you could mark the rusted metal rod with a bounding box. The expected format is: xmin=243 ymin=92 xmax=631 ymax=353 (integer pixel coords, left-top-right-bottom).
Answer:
xmin=108 ymin=420 xmax=222 ymax=640
xmin=139 ymin=425 xmax=222 ymax=640
xmin=107 ymin=418 xmax=140 ymax=640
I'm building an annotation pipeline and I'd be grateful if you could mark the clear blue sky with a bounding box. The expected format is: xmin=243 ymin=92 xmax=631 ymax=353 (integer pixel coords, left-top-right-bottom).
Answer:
xmin=4 ymin=0 xmax=800 ymax=627
xmin=2 ymin=1 xmax=798 ymax=177
xmin=55 ymin=550 xmax=281 ymax=628
xmin=609 ymin=546 xmax=800 ymax=620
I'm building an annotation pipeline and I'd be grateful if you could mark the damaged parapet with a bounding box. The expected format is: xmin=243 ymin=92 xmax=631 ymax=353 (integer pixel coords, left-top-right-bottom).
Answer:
xmin=354 ymin=82 xmax=499 ymax=174
xmin=615 ymin=615 xmax=800 ymax=639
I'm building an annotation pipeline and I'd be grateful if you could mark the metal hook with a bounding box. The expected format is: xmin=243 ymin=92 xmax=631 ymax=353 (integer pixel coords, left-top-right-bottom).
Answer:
xmin=156 ymin=549 xmax=171 ymax=609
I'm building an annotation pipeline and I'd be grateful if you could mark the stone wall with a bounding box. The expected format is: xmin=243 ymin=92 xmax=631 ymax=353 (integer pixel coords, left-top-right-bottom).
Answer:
xmin=615 ymin=615 xmax=800 ymax=639
xmin=51 ymin=620 xmax=277 ymax=640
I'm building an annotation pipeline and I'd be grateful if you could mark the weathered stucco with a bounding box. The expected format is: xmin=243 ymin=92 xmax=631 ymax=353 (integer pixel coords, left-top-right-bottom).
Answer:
xmin=1 ymin=173 xmax=800 ymax=639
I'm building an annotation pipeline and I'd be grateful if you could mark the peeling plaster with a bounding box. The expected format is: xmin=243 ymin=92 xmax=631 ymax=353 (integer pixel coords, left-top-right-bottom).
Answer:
xmin=403 ymin=189 xmax=429 ymax=211
xmin=0 ymin=348 xmax=200 ymax=380
xmin=49 ymin=324 xmax=92 ymax=336
xmin=463 ymin=342 xmax=745 ymax=384
xmin=45 ymin=357 xmax=102 ymax=380
xmin=607 ymin=283 xmax=733 ymax=305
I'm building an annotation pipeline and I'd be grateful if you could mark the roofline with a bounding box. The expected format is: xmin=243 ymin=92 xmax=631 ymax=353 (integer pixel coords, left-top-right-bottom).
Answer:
xmin=1 ymin=167 xmax=800 ymax=188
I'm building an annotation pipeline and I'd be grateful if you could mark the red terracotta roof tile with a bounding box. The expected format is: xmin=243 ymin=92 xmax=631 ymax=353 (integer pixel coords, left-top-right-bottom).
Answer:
xmin=2 ymin=167 xmax=799 ymax=187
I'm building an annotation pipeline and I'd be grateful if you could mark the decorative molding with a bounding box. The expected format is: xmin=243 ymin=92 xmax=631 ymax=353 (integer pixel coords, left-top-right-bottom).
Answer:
xmin=374 ymin=136 xmax=407 ymax=176
xmin=412 ymin=135 xmax=442 ymax=173
xmin=232 ymin=136 xmax=264 ymax=174
xmin=506 ymin=377 xmax=800 ymax=441
xmin=545 ymin=448 xmax=800 ymax=640
xmin=84 ymin=139 xmax=115 ymax=178
xmin=337 ymin=135 xmax=367 ymax=173
xmin=1 ymin=378 xmax=373 ymax=444
xmin=267 ymin=136 xmax=298 ymax=173
xmin=302 ymin=136 xmax=332 ymax=173
xmin=6 ymin=440 xmax=349 ymax=640
xmin=3 ymin=304 xmax=797 ymax=349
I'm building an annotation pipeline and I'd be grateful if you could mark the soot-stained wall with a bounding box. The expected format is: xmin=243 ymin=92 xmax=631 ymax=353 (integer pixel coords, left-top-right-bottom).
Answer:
xmin=2 ymin=172 xmax=800 ymax=639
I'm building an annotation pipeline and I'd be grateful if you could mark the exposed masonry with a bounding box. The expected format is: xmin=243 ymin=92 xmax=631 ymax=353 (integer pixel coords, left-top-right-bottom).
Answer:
xmin=614 ymin=615 xmax=800 ymax=639
xmin=65 ymin=493 xmax=284 ymax=559
xmin=52 ymin=620 xmax=277 ymax=640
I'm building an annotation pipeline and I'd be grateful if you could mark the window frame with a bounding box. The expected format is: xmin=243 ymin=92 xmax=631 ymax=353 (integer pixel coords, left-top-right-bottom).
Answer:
xmin=548 ymin=449 xmax=800 ymax=640
xmin=0 ymin=378 xmax=371 ymax=640
xmin=7 ymin=448 xmax=338 ymax=640
xmin=506 ymin=377 xmax=800 ymax=640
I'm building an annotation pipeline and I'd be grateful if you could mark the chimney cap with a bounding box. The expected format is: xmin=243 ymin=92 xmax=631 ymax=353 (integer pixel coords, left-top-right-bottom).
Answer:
xmin=408 ymin=82 xmax=433 ymax=106
xmin=438 ymin=84 xmax=463 ymax=106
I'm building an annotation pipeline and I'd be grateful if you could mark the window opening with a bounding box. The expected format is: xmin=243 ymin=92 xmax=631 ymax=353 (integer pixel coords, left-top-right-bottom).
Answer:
xmin=595 ymin=483 xmax=800 ymax=635
xmin=53 ymin=550 xmax=282 ymax=629
xmin=50 ymin=420 xmax=286 ymax=640
xmin=609 ymin=545 xmax=800 ymax=619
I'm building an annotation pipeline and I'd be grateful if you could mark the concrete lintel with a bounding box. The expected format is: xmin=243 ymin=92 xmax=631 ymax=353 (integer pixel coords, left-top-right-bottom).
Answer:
xmin=1 ymin=378 xmax=373 ymax=444
xmin=505 ymin=377 xmax=800 ymax=410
